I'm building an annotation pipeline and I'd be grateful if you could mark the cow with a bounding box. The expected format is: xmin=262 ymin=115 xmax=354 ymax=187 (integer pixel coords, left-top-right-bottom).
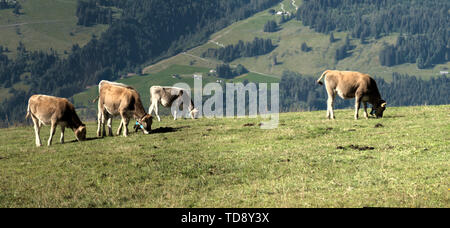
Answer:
xmin=316 ymin=70 xmax=387 ymax=120
xmin=148 ymin=86 xmax=199 ymax=122
xmin=95 ymin=80 xmax=153 ymax=137
xmin=26 ymin=95 xmax=86 ymax=147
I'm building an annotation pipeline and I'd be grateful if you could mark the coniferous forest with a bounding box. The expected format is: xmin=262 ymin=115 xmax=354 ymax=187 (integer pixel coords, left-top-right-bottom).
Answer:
xmin=296 ymin=0 xmax=449 ymax=68
xmin=202 ymin=38 xmax=276 ymax=63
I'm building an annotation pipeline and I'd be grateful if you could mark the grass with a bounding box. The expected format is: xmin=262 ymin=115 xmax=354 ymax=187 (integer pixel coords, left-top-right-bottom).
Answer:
xmin=0 ymin=105 xmax=448 ymax=207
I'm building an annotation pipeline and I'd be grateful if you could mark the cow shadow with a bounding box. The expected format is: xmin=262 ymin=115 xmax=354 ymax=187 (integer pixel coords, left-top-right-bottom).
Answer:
xmin=381 ymin=115 xmax=406 ymax=119
xmin=65 ymin=137 xmax=104 ymax=144
xmin=145 ymin=126 xmax=189 ymax=134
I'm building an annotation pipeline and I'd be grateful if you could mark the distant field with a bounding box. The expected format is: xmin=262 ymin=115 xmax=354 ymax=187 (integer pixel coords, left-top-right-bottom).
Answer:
xmin=0 ymin=0 xmax=108 ymax=58
xmin=0 ymin=105 xmax=448 ymax=207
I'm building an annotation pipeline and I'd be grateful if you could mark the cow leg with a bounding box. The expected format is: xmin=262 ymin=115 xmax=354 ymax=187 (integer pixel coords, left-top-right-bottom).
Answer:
xmin=363 ymin=102 xmax=369 ymax=119
xmin=97 ymin=110 xmax=105 ymax=137
xmin=328 ymin=98 xmax=335 ymax=120
xmin=31 ymin=116 xmax=42 ymax=147
xmin=154 ymin=103 xmax=161 ymax=122
xmin=106 ymin=115 xmax=113 ymax=136
xmin=97 ymin=102 xmax=104 ymax=137
xmin=325 ymin=83 xmax=336 ymax=120
xmin=116 ymin=119 xmax=123 ymax=136
xmin=101 ymin=112 xmax=108 ymax=137
xmin=173 ymin=98 xmax=180 ymax=121
xmin=60 ymin=126 xmax=65 ymax=144
xmin=354 ymin=97 xmax=362 ymax=120
xmin=97 ymin=113 xmax=101 ymax=137
xmin=47 ymin=121 xmax=57 ymax=146
xmin=148 ymin=102 xmax=155 ymax=116
xmin=123 ymin=118 xmax=130 ymax=137
xmin=326 ymin=93 xmax=335 ymax=120
xmin=118 ymin=115 xmax=129 ymax=137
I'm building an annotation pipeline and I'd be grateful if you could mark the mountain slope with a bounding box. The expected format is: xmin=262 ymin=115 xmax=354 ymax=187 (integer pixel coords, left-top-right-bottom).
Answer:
xmin=144 ymin=0 xmax=449 ymax=80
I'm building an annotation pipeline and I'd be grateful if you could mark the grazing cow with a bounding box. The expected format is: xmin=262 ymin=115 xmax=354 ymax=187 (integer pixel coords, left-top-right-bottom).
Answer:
xmin=26 ymin=95 xmax=86 ymax=147
xmin=317 ymin=70 xmax=387 ymax=120
xmin=148 ymin=86 xmax=199 ymax=122
xmin=95 ymin=80 xmax=152 ymax=137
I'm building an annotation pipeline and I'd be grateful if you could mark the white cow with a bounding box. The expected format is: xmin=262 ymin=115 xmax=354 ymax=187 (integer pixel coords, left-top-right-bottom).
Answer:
xmin=149 ymin=86 xmax=199 ymax=121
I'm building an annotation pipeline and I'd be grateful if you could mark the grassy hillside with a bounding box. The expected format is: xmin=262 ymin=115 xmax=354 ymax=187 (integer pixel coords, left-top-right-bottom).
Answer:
xmin=0 ymin=0 xmax=108 ymax=58
xmin=0 ymin=105 xmax=448 ymax=207
xmin=142 ymin=0 xmax=449 ymax=80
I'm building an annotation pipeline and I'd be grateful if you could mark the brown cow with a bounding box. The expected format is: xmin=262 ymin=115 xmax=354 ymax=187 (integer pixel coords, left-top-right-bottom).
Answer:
xmin=95 ymin=80 xmax=152 ymax=137
xmin=317 ymin=70 xmax=387 ymax=120
xmin=26 ymin=95 xmax=86 ymax=147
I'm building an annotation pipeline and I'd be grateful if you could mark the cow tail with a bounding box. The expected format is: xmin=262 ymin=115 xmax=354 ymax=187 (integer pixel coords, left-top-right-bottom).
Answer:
xmin=317 ymin=70 xmax=330 ymax=86
xmin=92 ymin=96 xmax=99 ymax=104
xmin=25 ymin=101 xmax=31 ymax=119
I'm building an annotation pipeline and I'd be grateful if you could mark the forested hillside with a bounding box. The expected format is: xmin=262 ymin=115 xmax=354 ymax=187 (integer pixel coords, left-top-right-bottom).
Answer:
xmin=0 ymin=0 xmax=282 ymax=127
xmin=296 ymin=0 xmax=449 ymax=69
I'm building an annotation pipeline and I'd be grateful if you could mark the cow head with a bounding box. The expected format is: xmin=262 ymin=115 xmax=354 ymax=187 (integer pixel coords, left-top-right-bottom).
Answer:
xmin=190 ymin=108 xmax=199 ymax=119
xmin=75 ymin=124 xmax=87 ymax=141
xmin=139 ymin=114 xmax=153 ymax=134
xmin=371 ymin=100 xmax=387 ymax=118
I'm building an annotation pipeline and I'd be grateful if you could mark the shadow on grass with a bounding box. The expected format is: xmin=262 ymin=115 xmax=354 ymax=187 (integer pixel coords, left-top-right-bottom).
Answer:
xmin=152 ymin=126 xmax=191 ymax=134
xmin=68 ymin=137 xmax=105 ymax=144
xmin=382 ymin=115 xmax=406 ymax=119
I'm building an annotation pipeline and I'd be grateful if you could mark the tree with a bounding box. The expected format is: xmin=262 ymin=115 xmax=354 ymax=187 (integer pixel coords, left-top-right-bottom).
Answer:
xmin=329 ymin=32 xmax=336 ymax=43
xmin=301 ymin=42 xmax=311 ymax=52
xmin=271 ymin=52 xmax=278 ymax=65
xmin=235 ymin=64 xmax=248 ymax=76
xmin=416 ymin=56 xmax=426 ymax=69
xmin=264 ymin=20 xmax=278 ymax=32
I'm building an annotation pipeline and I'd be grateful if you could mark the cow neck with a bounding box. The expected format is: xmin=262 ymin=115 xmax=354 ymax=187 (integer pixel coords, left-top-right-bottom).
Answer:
xmin=68 ymin=114 xmax=83 ymax=130
xmin=133 ymin=99 xmax=147 ymax=121
xmin=369 ymin=90 xmax=383 ymax=106
xmin=188 ymin=98 xmax=195 ymax=111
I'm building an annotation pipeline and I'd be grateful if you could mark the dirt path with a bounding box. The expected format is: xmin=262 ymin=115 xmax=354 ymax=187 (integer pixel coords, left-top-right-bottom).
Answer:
xmin=280 ymin=3 xmax=285 ymax=12
xmin=0 ymin=19 xmax=72 ymax=29
xmin=292 ymin=0 xmax=299 ymax=11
